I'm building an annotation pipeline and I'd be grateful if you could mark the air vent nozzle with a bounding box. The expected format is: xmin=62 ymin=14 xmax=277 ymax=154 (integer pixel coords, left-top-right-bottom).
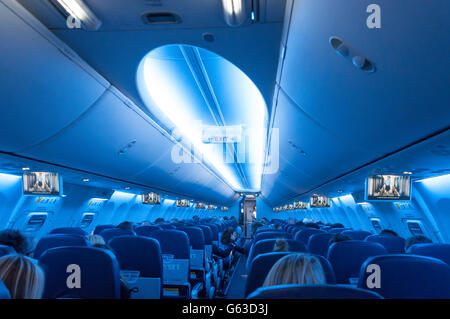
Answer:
xmin=142 ymin=12 xmax=182 ymax=25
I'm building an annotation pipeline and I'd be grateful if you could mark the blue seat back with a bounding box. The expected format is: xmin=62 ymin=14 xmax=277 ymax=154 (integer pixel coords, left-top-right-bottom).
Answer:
xmin=109 ymin=236 xmax=163 ymax=278
xmin=39 ymin=246 xmax=121 ymax=299
xmin=134 ymin=225 xmax=162 ymax=237
xmin=307 ymin=233 xmax=334 ymax=257
xmin=254 ymin=231 xmax=289 ymax=243
xmin=158 ymin=224 xmax=176 ymax=230
xmin=246 ymin=239 xmax=307 ymax=270
xmin=366 ymin=235 xmax=405 ymax=254
xmin=177 ymin=226 xmax=205 ymax=249
xmin=328 ymin=228 xmax=346 ymax=234
xmin=0 ymin=244 xmax=16 ymax=258
xmin=248 ymin=284 xmax=382 ymax=299
xmin=359 ymin=254 xmax=450 ymax=298
xmin=93 ymin=224 xmax=115 ymax=235
xmin=196 ymin=225 xmax=212 ymax=245
xmin=407 ymin=243 xmax=450 ymax=265
xmin=150 ymin=230 xmax=190 ymax=259
xmin=50 ymin=227 xmax=87 ymax=236
xmin=294 ymin=229 xmax=325 ymax=244
xmin=33 ymin=234 xmax=89 ymax=259
xmin=99 ymin=228 xmax=134 ymax=244
xmin=0 ymin=280 xmax=10 ymax=299
xmin=327 ymin=240 xmax=388 ymax=284
xmin=341 ymin=230 xmax=372 ymax=240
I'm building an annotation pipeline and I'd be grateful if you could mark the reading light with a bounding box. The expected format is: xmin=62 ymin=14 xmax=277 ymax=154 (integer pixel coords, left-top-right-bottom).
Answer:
xmin=54 ymin=0 xmax=102 ymax=30
xmin=221 ymin=0 xmax=251 ymax=27
xmin=124 ymin=187 xmax=131 ymax=190
xmin=403 ymin=171 xmax=413 ymax=175
xmin=22 ymin=167 xmax=30 ymax=171
xmin=82 ymin=178 xmax=89 ymax=182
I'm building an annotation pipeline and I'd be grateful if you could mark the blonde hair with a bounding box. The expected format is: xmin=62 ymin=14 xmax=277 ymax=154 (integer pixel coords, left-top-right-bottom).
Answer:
xmin=0 ymin=255 xmax=45 ymax=299
xmin=263 ymin=253 xmax=326 ymax=287
xmin=273 ymin=238 xmax=290 ymax=252
xmin=88 ymin=234 xmax=105 ymax=246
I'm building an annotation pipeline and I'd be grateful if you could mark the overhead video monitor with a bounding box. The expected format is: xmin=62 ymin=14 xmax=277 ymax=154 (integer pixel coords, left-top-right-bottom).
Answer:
xmin=221 ymin=206 xmax=229 ymax=211
xmin=142 ymin=192 xmax=160 ymax=205
xmin=176 ymin=199 xmax=190 ymax=207
xmin=194 ymin=202 xmax=205 ymax=209
xmin=294 ymin=201 xmax=308 ymax=209
xmin=310 ymin=196 xmax=331 ymax=208
xmin=206 ymin=205 xmax=217 ymax=210
xmin=366 ymin=175 xmax=411 ymax=201
xmin=23 ymin=172 xmax=61 ymax=196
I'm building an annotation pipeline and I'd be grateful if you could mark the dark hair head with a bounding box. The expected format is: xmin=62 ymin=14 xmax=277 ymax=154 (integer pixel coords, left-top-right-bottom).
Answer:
xmin=0 ymin=230 xmax=33 ymax=255
xmin=330 ymin=223 xmax=344 ymax=229
xmin=380 ymin=229 xmax=398 ymax=236
xmin=304 ymin=223 xmax=320 ymax=229
xmin=116 ymin=221 xmax=133 ymax=231
xmin=273 ymin=238 xmax=290 ymax=252
xmin=329 ymin=234 xmax=352 ymax=246
xmin=154 ymin=218 xmax=165 ymax=224
xmin=405 ymin=235 xmax=432 ymax=251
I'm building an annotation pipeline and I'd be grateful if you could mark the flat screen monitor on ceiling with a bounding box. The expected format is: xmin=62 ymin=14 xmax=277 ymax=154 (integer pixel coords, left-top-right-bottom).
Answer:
xmin=23 ymin=172 xmax=61 ymax=196
xmin=310 ymin=196 xmax=331 ymax=208
xmin=142 ymin=193 xmax=160 ymax=205
xmin=366 ymin=175 xmax=411 ymax=201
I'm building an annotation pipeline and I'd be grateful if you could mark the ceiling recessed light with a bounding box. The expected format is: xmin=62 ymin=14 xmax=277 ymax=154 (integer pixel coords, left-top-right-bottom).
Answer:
xmin=22 ymin=167 xmax=30 ymax=171
xmin=403 ymin=171 xmax=413 ymax=175
xmin=83 ymin=178 xmax=89 ymax=182
xmin=125 ymin=187 xmax=131 ymax=190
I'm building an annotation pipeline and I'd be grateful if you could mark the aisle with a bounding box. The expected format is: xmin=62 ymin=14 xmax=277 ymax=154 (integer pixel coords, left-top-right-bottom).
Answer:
xmin=225 ymin=256 xmax=248 ymax=299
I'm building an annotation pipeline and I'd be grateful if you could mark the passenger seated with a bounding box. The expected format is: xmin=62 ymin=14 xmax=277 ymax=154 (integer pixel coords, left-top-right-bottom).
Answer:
xmin=328 ymin=234 xmax=351 ymax=246
xmin=88 ymin=234 xmax=106 ymax=246
xmin=330 ymin=223 xmax=344 ymax=229
xmin=263 ymin=253 xmax=326 ymax=287
xmin=116 ymin=221 xmax=134 ymax=233
xmin=405 ymin=235 xmax=432 ymax=250
xmin=154 ymin=218 xmax=165 ymax=224
xmin=273 ymin=238 xmax=290 ymax=252
xmin=0 ymin=230 xmax=33 ymax=257
xmin=0 ymin=255 xmax=44 ymax=299
xmin=304 ymin=223 xmax=320 ymax=229
xmin=380 ymin=229 xmax=398 ymax=236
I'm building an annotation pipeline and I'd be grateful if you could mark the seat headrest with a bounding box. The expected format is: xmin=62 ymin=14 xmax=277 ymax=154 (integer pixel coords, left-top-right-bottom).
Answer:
xmin=247 ymin=284 xmax=382 ymax=299
xmin=34 ymin=234 xmax=89 ymax=259
xmin=196 ymin=225 xmax=212 ymax=244
xmin=359 ymin=254 xmax=450 ymax=298
xmin=306 ymin=233 xmax=335 ymax=257
xmin=365 ymin=235 xmax=406 ymax=254
xmin=177 ymin=227 xmax=205 ymax=249
xmin=294 ymin=229 xmax=326 ymax=243
xmin=93 ymin=224 xmax=115 ymax=235
xmin=134 ymin=225 xmax=162 ymax=237
xmin=109 ymin=236 xmax=162 ymax=278
xmin=39 ymin=246 xmax=121 ymax=299
xmin=341 ymin=230 xmax=372 ymax=240
xmin=254 ymin=232 xmax=289 ymax=243
xmin=50 ymin=227 xmax=87 ymax=236
xmin=150 ymin=230 xmax=190 ymax=259
xmin=407 ymin=243 xmax=450 ymax=265
xmin=99 ymin=228 xmax=134 ymax=244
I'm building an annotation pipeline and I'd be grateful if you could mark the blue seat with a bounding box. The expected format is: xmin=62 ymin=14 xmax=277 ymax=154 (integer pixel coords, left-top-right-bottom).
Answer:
xmin=0 ymin=244 xmax=16 ymax=257
xmin=328 ymin=228 xmax=347 ymax=234
xmin=33 ymin=234 xmax=89 ymax=259
xmin=246 ymin=239 xmax=307 ymax=271
xmin=0 ymin=280 xmax=10 ymax=299
xmin=366 ymin=235 xmax=405 ymax=254
xmin=341 ymin=230 xmax=372 ymax=240
xmin=99 ymin=228 xmax=134 ymax=244
xmin=407 ymin=243 xmax=450 ymax=265
xmin=39 ymin=246 xmax=121 ymax=299
xmin=307 ymin=233 xmax=334 ymax=257
xmin=150 ymin=230 xmax=191 ymax=298
xmin=109 ymin=235 xmax=163 ymax=298
xmin=159 ymin=224 xmax=176 ymax=230
xmin=248 ymin=284 xmax=382 ymax=299
xmin=177 ymin=226 xmax=205 ymax=250
xmin=134 ymin=225 xmax=162 ymax=237
xmin=254 ymin=231 xmax=289 ymax=243
xmin=327 ymin=240 xmax=387 ymax=284
xmin=245 ymin=252 xmax=336 ymax=297
xmin=294 ymin=228 xmax=325 ymax=244
xmin=93 ymin=224 xmax=115 ymax=235
xmin=50 ymin=227 xmax=87 ymax=236
xmin=359 ymin=254 xmax=450 ymax=299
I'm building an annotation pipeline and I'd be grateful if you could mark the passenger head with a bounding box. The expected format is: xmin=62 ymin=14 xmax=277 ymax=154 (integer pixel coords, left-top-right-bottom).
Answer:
xmin=0 ymin=230 xmax=33 ymax=256
xmin=0 ymin=255 xmax=44 ymax=299
xmin=93 ymin=243 xmax=113 ymax=251
xmin=405 ymin=235 xmax=432 ymax=251
xmin=263 ymin=253 xmax=326 ymax=287
xmin=329 ymin=233 xmax=352 ymax=246
xmin=274 ymin=224 xmax=281 ymax=230
xmin=221 ymin=228 xmax=236 ymax=245
xmin=330 ymin=223 xmax=344 ymax=229
xmin=273 ymin=238 xmax=290 ymax=252
xmin=380 ymin=229 xmax=398 ymax=236
xmin=141 ymin=221 xmax=151 ymax=226
xmin=304 ymin=223 xmax=320 ymax=229
xmin=88 ymin=234 xmax=105 ymax=246
xmin=154 ymin=218 xmax=165 ymax=224
xmin=116 ymin=221 xmax=133 ymax=232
